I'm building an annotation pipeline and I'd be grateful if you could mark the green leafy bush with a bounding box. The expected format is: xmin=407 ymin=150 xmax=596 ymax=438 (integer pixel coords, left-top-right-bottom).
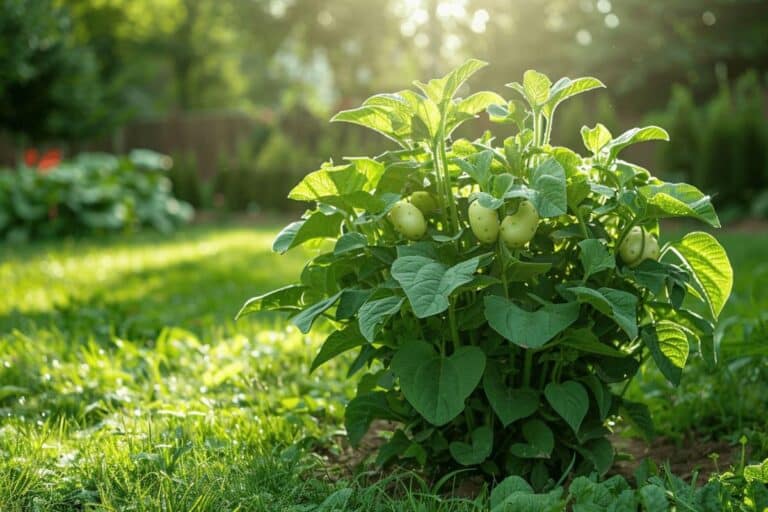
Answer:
xmin=239 ymin=60 xmax=734 ymax=483
xmin=0 ymin=149 xmax=193 ymax=241
xmin=653 ymin=72 xmax=768 ymax=218
xmin=486 ymin=456 xmax=768 ymax=512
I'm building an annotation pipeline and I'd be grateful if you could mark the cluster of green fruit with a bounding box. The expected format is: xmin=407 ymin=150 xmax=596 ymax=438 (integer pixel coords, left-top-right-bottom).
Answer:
xmin=389 ymin=192 xmax=659 ymax=267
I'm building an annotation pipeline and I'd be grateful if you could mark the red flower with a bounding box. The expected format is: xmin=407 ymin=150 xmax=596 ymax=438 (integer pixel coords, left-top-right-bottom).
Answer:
xmin=24 ymin=148 xmax=39 ymax=167
xmin=23 ymin=148 xmax=62 ymax=172
xmin=38 ymin=149 xmax=61 ymax=171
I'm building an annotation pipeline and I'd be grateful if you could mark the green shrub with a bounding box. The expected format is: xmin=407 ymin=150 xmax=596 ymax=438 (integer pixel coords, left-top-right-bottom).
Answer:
xmin=0 ymin=149 xmax=193 ymax=241
xmin=239 ymin=60 xmax=734 ymax=484
xmin=654 ymin=72 xmax=768 ymax=217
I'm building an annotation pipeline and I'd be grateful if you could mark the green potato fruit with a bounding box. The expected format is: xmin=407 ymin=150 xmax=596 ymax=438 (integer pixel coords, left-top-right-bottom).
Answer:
xmin=388 ymin=200 xmax=427 ymax=240
xmin=619 ymin=226 xmax=660 ymax=267
xmin=410 ymin=191 xmax=438 ymax=214
xmin=468 ymin=200 xmax=500 ymax=244
xmin=500 ymin=200 xmax=539 ymax=248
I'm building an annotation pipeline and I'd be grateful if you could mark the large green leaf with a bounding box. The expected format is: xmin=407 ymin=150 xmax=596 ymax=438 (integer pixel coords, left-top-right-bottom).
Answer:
xmin=358 ymin=296 xmax=405 ymax=342
xmin=236 ymin=284 xmax=305 ymax=319
xmin=605 ymin=126 xmax=669 ymax=160
xmin=639 ymin=182 xmax=720 ymax=227
xmin=449 ymin=426 xmax=493 ymax=466
xmin=310 ymin=324 xmax=366 ymax=373
xmin=345 ymin=392 xmax=399 ymax=446
xmin=331 ymin=105 xmax=403 ymax=144
xmin=484 ymin=296 xmax=579 ymax=349
xmin=642 ymin=321 xmax=689 ymax=386
xmin=509 ymin=419 xmax=555 ymax=458
xmin=391 ymin=340 xmax=485 ymax=426
xmin=544 ymin=76 xmax=605 ymax=117
xmin=483 ymin=361 xmax=539 ymax=427
xmin=272 ymin=212 xmax=344 ymax=253
xmin=569 ymin=286 xmax=638 ymax=339
xmin=578 ymin=239 xmax=615 ymax=280
xmin=291 ymin=291 xmax=343 ymax=333
xmin=391 ymin=255 xmax=480 ymax=318
xmin=670 ymin=231 xmax=733 ymax=319
xmin=334 ymin=232 xmax=367 ymax=255
xmin=289 ymin=164 xmax=366 ymax=201
xmin=456 ymin=91 xmax=506 ymax=116
xmin=529 ymin=158 xmax=567 ymax=217
xmin=490 ymin=476 xmax=534 ymax=510
xmin=414 ymin=96 xmax=442 ymax=140
xmin=544 ymin=380 xmax=589 ymax=434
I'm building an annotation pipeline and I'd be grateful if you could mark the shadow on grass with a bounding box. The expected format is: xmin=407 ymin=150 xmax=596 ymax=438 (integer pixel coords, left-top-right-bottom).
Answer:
xmin=0 ymin=224 xmax=307 ymax=341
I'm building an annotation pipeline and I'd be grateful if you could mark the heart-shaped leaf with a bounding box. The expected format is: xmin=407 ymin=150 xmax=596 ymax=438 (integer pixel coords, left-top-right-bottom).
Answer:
xmin=510 ymin=419 xmax=554 ymax=458
xmin=639 ymin=182 xmax=720 ymax=228
xmin=483 ymin=362 xmax=539 ymax=427
xmin=391 ymin=340 xmax=485 ymax=426
xmin=391 ymin=255 xmax=480 ymax=318
xmin=484 ymin=295 xmax=579 ymax=349
xmin=578 ymin=239 xmax=615 ymax=279
xmin=545 ymin=381 xmax=589 ymax=434
xmin=449 ymin=426 xmax=493 ymax=466
xmin=273 ymin=212 xmax=344 ymax=253
xmin=357 ymin=296 xmax=404 ymax=342
xmin=642 ymin=321 xmax=689 ymax=386
xmin=670 ymin=231 xmax=733 ymax=319
xmin=529 ymin=158 xmax=567 ymax=218
xmin=568 ymin=286 xmax=638 ymax=339
xmin=310 ymin=324 xmax=366 ymax=373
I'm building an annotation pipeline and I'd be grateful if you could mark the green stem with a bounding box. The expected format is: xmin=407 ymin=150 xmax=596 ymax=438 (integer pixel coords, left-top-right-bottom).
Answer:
xmin=543 ymin=110 xmax=554 ymax=146
xmin=573 ymin=207 xmax=590 ymax=240
xmin=435 ymin=118 xmax=459 ymax=236
xmin=522 ymin=350 xmax=534 ymax=388
xmin=616 ymin=214 xmax=641 ymax=250
xmin=448 ymin=304 xmax=460 ymax=349
xmin=497 ymin=242 xmax=510 ymax=299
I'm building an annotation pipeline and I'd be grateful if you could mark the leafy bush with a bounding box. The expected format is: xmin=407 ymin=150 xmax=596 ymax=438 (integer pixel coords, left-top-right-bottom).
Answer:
xmin=0 ymin=149 xmax=193 ymax=241
xmin=486 ymin=455 xmax=768 ymax=511
xmin=653 ymin=72 xmax=768 ymax=218
xmin=239 ymin=60 xmax=733 ymax=483
xmin=0 ymin=0 xmax=113 ymax=142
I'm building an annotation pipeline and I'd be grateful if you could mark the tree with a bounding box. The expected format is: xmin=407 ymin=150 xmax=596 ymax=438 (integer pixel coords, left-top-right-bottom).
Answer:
xmin=0 ymin=0 xmax=110 ymax=143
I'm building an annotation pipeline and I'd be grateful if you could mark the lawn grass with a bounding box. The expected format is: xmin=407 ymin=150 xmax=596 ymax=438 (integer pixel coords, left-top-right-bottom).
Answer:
xmin=1 ymin=224 xmax=766 ymax=510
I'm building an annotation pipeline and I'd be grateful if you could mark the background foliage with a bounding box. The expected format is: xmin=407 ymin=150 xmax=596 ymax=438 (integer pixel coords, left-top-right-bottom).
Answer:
xmin=1 ymin=0 xmax=767 ymax=215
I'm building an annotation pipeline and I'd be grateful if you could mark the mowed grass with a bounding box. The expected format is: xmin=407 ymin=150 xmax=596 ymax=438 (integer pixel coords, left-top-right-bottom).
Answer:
xmin=0 ymin=224 xmax=766 ymax=510
xmin=0 ymin=225 xmax=354 ymax=511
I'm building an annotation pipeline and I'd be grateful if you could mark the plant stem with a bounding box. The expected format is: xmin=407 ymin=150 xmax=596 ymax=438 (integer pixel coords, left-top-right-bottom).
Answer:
xmin=573 ymin=206 xmax=590 ymax=240
xmin=448 ymin=303 xmax=460 ymax=349
xmin=497 ymin=242 xmax=509 ymax=299
xmin=522 ymin=350 xmax=534 ymax=388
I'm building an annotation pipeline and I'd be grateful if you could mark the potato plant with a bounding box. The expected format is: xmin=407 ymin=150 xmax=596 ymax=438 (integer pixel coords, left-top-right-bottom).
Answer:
xmin=238 ymin=60 xmax=734 ymax=484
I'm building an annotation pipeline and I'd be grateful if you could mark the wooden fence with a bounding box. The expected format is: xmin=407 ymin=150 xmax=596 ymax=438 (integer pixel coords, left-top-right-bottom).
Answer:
xmin=1 ymin=111 xmax=265 ymax=178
